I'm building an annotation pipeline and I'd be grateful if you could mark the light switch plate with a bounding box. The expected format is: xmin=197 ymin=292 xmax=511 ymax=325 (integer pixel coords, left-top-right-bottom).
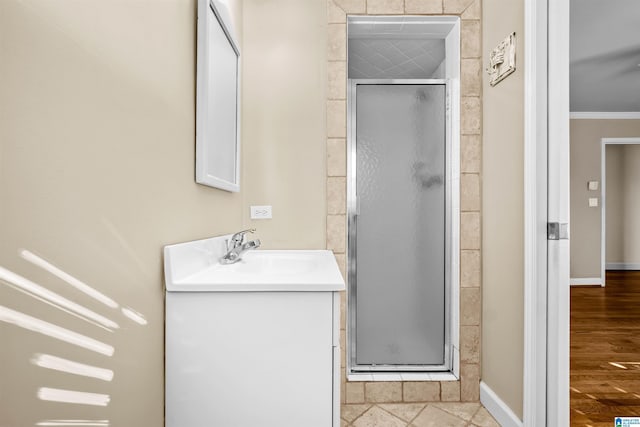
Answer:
xmin=589 ymin=198 xmax=599 ymax=207
xmin=588 ymin=181 xmax=599 ymax=191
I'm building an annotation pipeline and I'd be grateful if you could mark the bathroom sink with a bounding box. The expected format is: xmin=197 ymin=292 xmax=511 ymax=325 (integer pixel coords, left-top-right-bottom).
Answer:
xmin=210 ymin=251 xmax=321 ymax=276
xmin=164 ymin=235 xmax=345 ymax=292
xmin=165 ymin=234 xmax=344 ymax=426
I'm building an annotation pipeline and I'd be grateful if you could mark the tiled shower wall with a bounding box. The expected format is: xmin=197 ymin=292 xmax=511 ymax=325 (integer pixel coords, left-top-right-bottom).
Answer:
xmin=325 ymin=0 xmax=482 ymax=406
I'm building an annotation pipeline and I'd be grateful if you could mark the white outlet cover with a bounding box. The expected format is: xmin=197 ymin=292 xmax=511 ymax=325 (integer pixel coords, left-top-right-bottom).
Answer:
xmin=588 ymin=181 xmax=599 ymax=191
xmin=588 ymin=197 xmax=599 ymax=207
xmin=250 ymin=205 xmax=272 ymax=219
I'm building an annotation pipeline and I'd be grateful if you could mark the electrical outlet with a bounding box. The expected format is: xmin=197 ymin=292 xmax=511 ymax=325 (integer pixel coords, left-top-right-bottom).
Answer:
xmin=588 ymin=181 xmax=599 ymax=191
xmin=250 ymin=205 xmax=272 ymax=219
xmin=589 ymin=198 xmax=599 ymax=207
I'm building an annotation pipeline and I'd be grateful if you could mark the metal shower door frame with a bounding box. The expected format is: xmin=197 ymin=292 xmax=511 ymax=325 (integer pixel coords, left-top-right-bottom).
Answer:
xmin=346 ymin=79 xmax=457 ymax=375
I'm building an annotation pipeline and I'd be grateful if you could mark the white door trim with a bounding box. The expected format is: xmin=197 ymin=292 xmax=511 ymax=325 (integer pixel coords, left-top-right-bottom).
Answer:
xmin=600 ymin=137 xmax=640 ymax=287
xmin=547 ymin=0 xmax=571 ymax=426
xmin=526 ymin=0 xmax=570 ymax=426
xmin=523 ymin=0 xmax=548 ymax=425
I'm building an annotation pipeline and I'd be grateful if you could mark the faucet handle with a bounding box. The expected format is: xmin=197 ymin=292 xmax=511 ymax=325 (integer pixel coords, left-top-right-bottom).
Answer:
xmin=229 ymin=228 xmax=256 ymax=248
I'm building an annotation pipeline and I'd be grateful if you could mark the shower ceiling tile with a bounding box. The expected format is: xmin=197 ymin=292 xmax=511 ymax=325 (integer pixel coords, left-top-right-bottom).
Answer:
xmin=420 ymin=39 xmax=446 ymax=55
xmin=350 ymin=65 xmax=374 ymax=79
xmin=413 ymin=53 xmax=441 ymax=75
xmin=383 ymin=65 xmax=402 ymax=76
xmin=398 ymin=60 xmax=422 ymax=74
xmin=348 ymin=38 xmax=445 ymax=79
xmin=377 ymin=40 xmax=410 ymax=64
xmin=367 ymin=53 xmax=395 ymax=71
xmin=350 ymin=53 xmax=376 ymax=72
xmin=349 ymin=39 xmax=377 ymax=57
xmin=391 ymin=39 xmax=425 ymax=57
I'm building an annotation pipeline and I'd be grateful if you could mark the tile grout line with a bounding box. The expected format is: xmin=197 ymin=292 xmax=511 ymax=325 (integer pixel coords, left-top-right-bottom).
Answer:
xmin=468 ymin=403 xmax=484 ymax=426
xmin=346 ymin=403 xmax=372 ymax=426
xmin=375 ymin=403 xmax=414 ymax=425
xmin=408 ymin=402 xmax=430 ymax=425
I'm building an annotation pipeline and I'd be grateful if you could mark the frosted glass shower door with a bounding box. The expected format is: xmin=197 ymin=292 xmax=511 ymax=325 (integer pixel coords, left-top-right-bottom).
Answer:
xmin=350 ymin=82 xmax=447 ymax=369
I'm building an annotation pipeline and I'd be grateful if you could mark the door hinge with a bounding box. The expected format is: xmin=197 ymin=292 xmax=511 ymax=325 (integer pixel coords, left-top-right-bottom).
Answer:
xmin=547 ymin=222 xmax=569 ymax=240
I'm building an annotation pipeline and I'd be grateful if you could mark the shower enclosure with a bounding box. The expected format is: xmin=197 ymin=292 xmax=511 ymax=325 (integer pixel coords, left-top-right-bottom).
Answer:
xmin=346 ymin=17 xmax=460 ymax=377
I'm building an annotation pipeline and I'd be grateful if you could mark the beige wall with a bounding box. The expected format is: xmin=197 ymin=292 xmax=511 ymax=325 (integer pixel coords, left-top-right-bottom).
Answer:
xmin=605 ymin=144 xmax=640 ymax=265
xmin=0 ymin=0 xmax=327 ymax=424
xmin=606 ymin=145 xmax=625 ymax=263
xmin=242 ymin=0 xmax=326 ymax=249
xmin=622 ymin=146 xmax=640 ymax=264
xmin=570 ymin=119 xmax=640 ymax=277
xmin=482 ymin=0 xmax=524 ymax=419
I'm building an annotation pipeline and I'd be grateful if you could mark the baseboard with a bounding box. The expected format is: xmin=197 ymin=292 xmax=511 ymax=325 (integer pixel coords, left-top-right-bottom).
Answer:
xmin=570 ymin=111 xmax=640 ymax=119
xmin=480 ymin=381 xmax=523 ymax=427
xmin=606 ymin=263 xmax=640 ymax=271
xmin=570 ymin=277 xmax=602 ymax=286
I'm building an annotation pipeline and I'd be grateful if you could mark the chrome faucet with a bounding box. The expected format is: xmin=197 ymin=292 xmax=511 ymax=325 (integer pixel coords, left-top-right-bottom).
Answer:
xmin=220 ymin=228 xmax=261 ymax=264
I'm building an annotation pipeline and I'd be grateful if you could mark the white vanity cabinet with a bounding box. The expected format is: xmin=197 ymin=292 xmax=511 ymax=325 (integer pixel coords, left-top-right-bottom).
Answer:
xmin=166 ymin=291 xmax=341 ymax=427
xmin=164 ymin=237 xmax=344 ymax=427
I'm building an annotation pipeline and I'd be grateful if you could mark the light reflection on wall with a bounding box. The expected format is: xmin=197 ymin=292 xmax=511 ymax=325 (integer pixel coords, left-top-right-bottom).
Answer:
xmin=1 ymin=248 xmax=151 ymax=424
xmin=32 ymin=353 xmax=114 ymax=382
xmin=20 ymin=250 xmax=118 ymax=309
xmin=18 ymin=249 xmax=148 ymax=326
xmin=0 ymin=266 xmax=119 ymax=331
xmin=36 ymin=420 xmax=109 ymax=426
xmin=120 ymin=306 xmax=147 ymax=326
xmin=0 ymin=305 xmax=114 ymax=356
xmin=37 ymin=388 xmax=110 ymax=406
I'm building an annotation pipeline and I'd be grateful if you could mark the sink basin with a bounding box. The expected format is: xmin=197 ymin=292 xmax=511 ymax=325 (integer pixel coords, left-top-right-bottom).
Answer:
xmin=164 ymin=235 xmax=345 ymax=292
xmin=211 ymin=251 xmax=320 ymax=276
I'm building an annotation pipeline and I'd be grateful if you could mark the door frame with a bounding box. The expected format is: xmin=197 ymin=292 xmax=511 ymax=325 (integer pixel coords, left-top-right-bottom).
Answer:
xmin=600 ymin=138 xmax=640 ymax=287
xmin=345 ymin=79 xmax=460 ymax=379
xmin=523 ymin=0 xmax=549 ymax=425
xmin=524 ymin=0 xmax=570 ymax=426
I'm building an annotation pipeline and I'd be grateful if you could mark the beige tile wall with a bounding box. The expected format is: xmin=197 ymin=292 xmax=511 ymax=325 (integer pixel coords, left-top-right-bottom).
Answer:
xmin=326 ymin=0 xmax=482 ymax=406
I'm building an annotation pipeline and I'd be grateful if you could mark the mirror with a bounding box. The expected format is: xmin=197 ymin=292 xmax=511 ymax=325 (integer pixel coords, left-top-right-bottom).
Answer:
xmin=196 ymin=0 xmax=240 ymax=192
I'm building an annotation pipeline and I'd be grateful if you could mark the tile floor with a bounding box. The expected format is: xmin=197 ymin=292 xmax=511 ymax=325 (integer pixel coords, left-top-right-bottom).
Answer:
xmin=341 ymin=402 xmax=500 ymax=427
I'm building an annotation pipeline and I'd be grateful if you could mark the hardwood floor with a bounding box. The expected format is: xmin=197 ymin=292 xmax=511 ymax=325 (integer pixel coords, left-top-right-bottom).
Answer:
xmin=571 ymin=271 xmax=640 ymax=426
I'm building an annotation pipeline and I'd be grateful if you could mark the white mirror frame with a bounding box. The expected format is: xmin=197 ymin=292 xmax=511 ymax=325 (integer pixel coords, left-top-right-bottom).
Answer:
xmin=196 ymin=0 xmax=241 ymax=192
